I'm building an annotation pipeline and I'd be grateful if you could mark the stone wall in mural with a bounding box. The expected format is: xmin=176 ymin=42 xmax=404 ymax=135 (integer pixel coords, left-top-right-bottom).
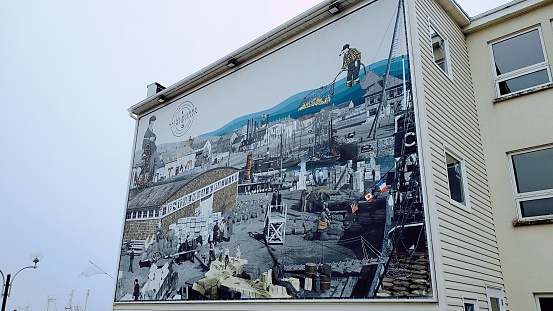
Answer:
xmin=115 ymin=0 xmax=430 ymax=302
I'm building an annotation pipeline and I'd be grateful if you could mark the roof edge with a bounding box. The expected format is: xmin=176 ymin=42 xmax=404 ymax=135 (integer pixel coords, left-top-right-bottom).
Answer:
xmin=463 ymin=0 xmax=553 ymax=34
xmin=128 ymin=0 xmax=368 ymax=117
xmin=435 ymin=0 xmax=471 ymax=27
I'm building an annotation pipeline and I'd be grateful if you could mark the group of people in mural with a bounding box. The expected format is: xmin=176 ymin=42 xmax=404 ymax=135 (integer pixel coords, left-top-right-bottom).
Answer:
xmin=125 ymin=217 xmax=238 ymax=300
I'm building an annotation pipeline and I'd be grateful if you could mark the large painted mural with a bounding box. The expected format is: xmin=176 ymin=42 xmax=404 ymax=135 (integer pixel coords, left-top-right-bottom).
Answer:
xmin=115 ymin=0 xmax=431 ymax=302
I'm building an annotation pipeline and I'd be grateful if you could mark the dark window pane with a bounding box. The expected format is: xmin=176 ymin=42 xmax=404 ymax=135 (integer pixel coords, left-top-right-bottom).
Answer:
xmin=498 ymin=69 xmax=550 ymax=95
xmin=431 ymin=27 xmax=447 ymax=73
xmin=464 ymin=303 xmax=475 ymax=311
xmin=492 ymin=29 xmax=545 ymax=75
xmin=520 ymin=197 xmax=553 ymax=218
xmin=446 ymin=153 xmax=465 ymax=205
xmin=448 ymin=165 xmax=464 ymax=203
xmin=512 ymin=147 xmax=553 ymax=193
xmin=539 ymin=297 xmax=553 ymax=310
xmin=490 ymin=297 xmax=501 ymax=311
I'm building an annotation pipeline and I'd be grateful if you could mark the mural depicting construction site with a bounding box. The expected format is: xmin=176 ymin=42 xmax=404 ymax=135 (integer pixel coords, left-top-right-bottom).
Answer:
xmin=115 ymin=0 xmax=432 ymax=303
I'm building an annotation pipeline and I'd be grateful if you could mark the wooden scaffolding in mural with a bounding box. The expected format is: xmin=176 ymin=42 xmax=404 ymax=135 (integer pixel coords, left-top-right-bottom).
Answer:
xmin=264 ymin=203 xmax=287 ymax=244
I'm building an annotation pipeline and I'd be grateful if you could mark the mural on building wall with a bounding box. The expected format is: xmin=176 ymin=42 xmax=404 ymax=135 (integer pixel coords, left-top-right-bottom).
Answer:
xmin=115 ymin=0 xmax=432 ymax=302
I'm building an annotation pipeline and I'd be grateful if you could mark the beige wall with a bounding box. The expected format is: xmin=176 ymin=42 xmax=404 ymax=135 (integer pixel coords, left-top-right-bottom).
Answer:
xmin=407 ymin=0 xmax=506 ymax=309
xmin=466 ymin=3 xmax=553 ymax=311
xmin=113 ymin=302 xmax=440 ymax=311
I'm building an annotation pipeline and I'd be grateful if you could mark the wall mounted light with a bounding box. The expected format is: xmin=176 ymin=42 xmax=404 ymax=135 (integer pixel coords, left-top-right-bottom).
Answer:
xmin=328 ymin=3 xmax=341 ymax=15
xmin=227 ymin=59 xmax=237 ymax=68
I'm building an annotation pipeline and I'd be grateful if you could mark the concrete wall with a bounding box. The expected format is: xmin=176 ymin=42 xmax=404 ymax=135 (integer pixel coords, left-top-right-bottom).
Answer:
xmin=465 ymin=2 xmax=553 ymax=310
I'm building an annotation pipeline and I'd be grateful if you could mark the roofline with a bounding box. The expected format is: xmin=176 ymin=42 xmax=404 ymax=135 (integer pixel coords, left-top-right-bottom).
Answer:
xmin=128 ymin=0 xmax=369 ymax=118
xmin=463 ymin=0 xmax=553 ymax=34
xmin=127 ymin=0 xmax=475 ymax=119
xmin=435 ymin=0 xmax=471 ymax=27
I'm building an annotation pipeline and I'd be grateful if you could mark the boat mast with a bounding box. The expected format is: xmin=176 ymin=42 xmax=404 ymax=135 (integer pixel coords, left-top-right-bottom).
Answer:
xmin=64 ymin=289 xmax=73 ymax=311
xmin=367 ymin=0 xmax=404 ymax=140
xmin=84 ymin=289 xmax=89 ymax=311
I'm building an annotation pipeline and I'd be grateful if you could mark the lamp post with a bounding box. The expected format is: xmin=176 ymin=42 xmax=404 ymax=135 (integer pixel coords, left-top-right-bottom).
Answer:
xmin=0 ymin=251 xmax=43 ymax=311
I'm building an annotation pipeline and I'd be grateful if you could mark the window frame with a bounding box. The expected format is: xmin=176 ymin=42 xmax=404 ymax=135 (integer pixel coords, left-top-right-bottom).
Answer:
xmin=486 ymin=287 xmax=506 ymax=311
xmin=463 ymin=297 xmax=480 ymax=311
xmin=443 ymin=146 xmax=471 ymax=211
xmin=535 ymin=293 xmax=553 ymax=311
xmin=489 ymin=26 xmax=552 ymax=98
xmin=429 ymin=23 xmax=452 ymax=78
xmin=508 ymin=145 xmax=553 ymax=221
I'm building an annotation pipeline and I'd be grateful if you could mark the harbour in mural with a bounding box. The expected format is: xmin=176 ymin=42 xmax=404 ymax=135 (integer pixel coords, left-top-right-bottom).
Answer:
xmin=115 ymin=0 xmax=431 ymax=302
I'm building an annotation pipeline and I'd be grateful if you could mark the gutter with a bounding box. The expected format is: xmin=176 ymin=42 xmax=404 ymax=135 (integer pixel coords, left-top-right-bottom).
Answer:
xmin=128 ymin=0 xmax=356 ymax=118
xmin=436 ymin=0 xmax=471 ymax=27
xmin=463 ymin=0 xmax=553 ymax=34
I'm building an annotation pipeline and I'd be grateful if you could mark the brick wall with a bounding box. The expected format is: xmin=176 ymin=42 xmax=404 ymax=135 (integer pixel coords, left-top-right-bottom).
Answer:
xmin=160 ymin=201 xmax=199 ymax=233
xmin=160 ymin=184 xmax=237 ymax=234
xmin=124 ymin=167 xmax=239 ymax=240
xmin=122 ymin=219 xmax=158 ymax=242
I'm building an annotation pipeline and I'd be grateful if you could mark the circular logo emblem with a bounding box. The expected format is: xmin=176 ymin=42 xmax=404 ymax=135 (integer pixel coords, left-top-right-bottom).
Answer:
xmin=169 ymin=101 xmax=197 ymax=137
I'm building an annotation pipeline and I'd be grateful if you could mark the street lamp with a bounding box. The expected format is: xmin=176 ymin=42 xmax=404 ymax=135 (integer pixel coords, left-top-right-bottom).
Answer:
xmin=1 ymin=251 xmax=43 ymax=311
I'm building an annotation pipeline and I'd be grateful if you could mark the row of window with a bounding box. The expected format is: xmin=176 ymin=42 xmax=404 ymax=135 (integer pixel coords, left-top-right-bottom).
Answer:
xmin=430 ymin=22 xmax=552 ymax=98
xmin=433 ymin=17 xmax=553 ymax=311
xmin=461 ymin=294 xmax=553 ymax=311
xmin=126 ymin=172 xmax=239 ymax=221
xmin=126 ymin=209 xmax=158 ymax=220
xmin=458 ymin=287 xmax=505 ymax=311
xmin=429 ymin=19 xmax=553 ymax=221
xmin=445 ymin=145 xmax=553 ymax=221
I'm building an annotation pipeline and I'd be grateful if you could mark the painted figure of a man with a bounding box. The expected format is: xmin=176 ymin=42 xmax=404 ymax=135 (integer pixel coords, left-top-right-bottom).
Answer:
xmin=133 ymin=279 xmax=140 ymax=301
xmin=142 ymin=115 xmax=162 ymax=171
xmin=213 ymin=221 xmax=219 ymax=246
xmin=341 ymin=44 xmax=362 ymax=88
xmin=128 ymin=250 xmax=134 ymax=273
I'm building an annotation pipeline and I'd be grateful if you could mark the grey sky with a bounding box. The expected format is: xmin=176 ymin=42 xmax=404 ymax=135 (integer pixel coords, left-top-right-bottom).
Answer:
xmin=0 ymin=0 xmax=511 ymax=309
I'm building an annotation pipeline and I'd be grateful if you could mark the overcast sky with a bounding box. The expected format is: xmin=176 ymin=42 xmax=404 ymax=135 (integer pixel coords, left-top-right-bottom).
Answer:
xmin=0 ymin=0 xmax=512 ymax=309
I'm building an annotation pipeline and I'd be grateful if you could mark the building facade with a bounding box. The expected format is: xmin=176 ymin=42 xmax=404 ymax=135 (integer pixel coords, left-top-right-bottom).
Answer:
xmin=464 ymin=1 xmax=553 ymax=310
xmin=115 ymin=0 xmax=553 ymax=310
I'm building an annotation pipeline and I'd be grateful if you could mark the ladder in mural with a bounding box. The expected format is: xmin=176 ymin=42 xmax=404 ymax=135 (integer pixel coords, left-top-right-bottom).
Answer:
xmin=264 ymin=203 xmax=287 ymax=244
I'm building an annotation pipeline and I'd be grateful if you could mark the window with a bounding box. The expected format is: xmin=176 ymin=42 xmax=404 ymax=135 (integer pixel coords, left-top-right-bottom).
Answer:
xmin=445 ymin=151 xmax=469 ymax=208
xmin=430 ymin=26 xmax=449 ymax=75
xmin=490 ymin=27 xmax=551 ymax=97
xmin=490 ymin=297 xmax=501 ymax=311
xmin=487 ymin=287 xmax=506 ymax=311
xmin=509 ymin=146 xmax=553 ymax=220
xmin=536 ymin=294 xmax=553 ymax=311
xmin=463 ymin=298 xmax=479 ymax=311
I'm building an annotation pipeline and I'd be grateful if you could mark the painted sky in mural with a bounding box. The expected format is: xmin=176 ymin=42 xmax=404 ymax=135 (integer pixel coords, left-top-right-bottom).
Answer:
xmin=116 ymin=0 xmax=429 ymax=302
